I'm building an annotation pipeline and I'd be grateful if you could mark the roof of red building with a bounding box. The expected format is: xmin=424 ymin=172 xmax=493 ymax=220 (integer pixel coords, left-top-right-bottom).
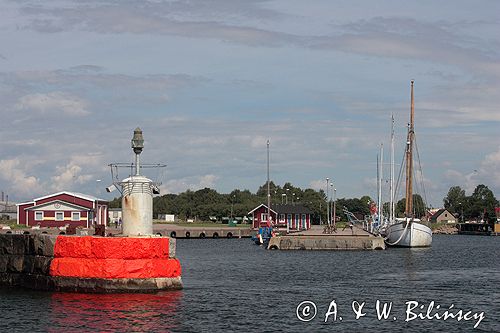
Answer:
xmin=17 ymin=191 xmax=107 ymax=206
xmin=248 ymin=203 xmax=312 ymax=215
xmin=25 ymin=199 xmax=91 ymax=211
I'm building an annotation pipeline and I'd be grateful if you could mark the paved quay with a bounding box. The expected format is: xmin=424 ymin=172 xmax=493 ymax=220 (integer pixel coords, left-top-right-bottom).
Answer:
xmin=289 ymin=224 xmax=372 ymax=236
xmin=269 ymin=225 xmax=386 ymax=250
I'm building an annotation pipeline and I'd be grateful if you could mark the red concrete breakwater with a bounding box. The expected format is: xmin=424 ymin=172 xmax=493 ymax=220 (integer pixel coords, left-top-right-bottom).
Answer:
xmin=0 ymin=233 xmax=182 ymax=292
xmin=50 ymin=236 xmax=181 ymax=279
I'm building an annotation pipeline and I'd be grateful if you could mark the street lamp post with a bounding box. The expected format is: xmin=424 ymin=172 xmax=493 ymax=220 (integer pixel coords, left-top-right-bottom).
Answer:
xmin=319 ymin=202 xmax=322 ymax=225
xmin=230 ymin=195 xmax=235 ymax=221
xmin=326 ymin=178 xmax=330 ymax=226
xmin=333 ymin=187 xmax=337 ymax=228
xmin=458 ymin=202 xmax=464 ymax=223
xmin=330 ymin=183 xmax=334 ymax=226
xmin=95 ymin=179 xmax=102 ymax=195
xmin=282 ymin=193 xmax=286 ymax=204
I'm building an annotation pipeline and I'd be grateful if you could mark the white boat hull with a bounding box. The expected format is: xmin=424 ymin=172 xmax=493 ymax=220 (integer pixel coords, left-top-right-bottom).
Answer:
xmin=384 ymin=220 xmax=432 ymax=247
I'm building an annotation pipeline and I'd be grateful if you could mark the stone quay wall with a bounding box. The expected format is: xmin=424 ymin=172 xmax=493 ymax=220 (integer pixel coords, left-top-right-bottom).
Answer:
xmin=267 ymin=235 xmax=386 ymax=250
xmin=0 ymin=234 xmax=182 ymax=293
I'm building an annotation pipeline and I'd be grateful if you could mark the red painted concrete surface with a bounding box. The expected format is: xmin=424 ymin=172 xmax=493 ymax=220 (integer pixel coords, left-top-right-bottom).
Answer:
xmin=49 ymin=236 xmax=181 ymax=279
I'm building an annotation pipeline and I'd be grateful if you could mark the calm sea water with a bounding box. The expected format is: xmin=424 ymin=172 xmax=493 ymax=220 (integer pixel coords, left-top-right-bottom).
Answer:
xmin=0 ymin=235 xmax=498 ymax=332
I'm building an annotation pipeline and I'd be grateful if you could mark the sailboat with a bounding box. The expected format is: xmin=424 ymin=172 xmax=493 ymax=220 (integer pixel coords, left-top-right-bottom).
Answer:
xmin=252 ymin=140 xmax=274 ymax=245
xmin=383 ymin=80 xmax=432 ymax=247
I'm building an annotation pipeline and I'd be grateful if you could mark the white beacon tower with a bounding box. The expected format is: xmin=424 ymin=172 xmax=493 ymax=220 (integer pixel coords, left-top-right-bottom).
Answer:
xmin=120 ymin=128 xmax=155 ymax=236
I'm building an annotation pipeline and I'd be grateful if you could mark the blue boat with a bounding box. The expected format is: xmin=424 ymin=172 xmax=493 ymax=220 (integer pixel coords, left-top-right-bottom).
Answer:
xmin=252 ymin=226 xmax=273 ymax=245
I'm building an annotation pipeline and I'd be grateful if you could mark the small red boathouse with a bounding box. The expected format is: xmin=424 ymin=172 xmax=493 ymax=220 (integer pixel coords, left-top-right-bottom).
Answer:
xmin=248 ymin=204 xmax=312 ymax=230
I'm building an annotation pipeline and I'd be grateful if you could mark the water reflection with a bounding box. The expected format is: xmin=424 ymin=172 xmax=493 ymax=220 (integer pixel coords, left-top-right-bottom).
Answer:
xmin=401 ymin=247 xmax=431 ymax=281
xmin=48 ymin=291 xmax=183 ymax=332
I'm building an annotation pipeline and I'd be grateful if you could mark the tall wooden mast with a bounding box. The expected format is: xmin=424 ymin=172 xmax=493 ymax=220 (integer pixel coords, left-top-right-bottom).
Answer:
xmin=267 ymin=140 xmax=271 ymax=224
xmin=405 ymin=80 xmax=415 ymax=218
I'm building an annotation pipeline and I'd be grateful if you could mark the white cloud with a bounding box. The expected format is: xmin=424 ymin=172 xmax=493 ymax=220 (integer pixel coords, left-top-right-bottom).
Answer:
xmin=15 ymin=91 xmax=90 ymax=116
xmin=474 ymin=147 xmax=500 ymax=191
xmin=51 ymin=164 xmax=91 ymax=191
xmin=160 ymin=174 xmax=219 ymax=194
xmin=250 ymin=136 xmax=268 ymax=149
xmin=442 ymin=147 xmax=500 ymax=196
xmin=0 ymin=158 xmax=43 ymax=196
xmin=50 ymin=154 xmax=104 ymax=191
xmin=0 ymin=151 xmax=109 ymax=201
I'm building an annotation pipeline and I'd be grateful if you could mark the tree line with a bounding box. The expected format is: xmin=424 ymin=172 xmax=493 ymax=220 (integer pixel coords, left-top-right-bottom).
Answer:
xmin=109 ymin=181 xmax=374 ymax=223
xmin=108 ymin=182 xmax=499 ymax=223
xmin=443 ymin=184 xmax=499 ymax=222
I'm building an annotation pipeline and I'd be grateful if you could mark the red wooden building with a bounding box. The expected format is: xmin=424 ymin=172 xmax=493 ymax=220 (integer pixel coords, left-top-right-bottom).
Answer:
xmin=16 ymin=191 xmax=108 ymax=228
xmin=248 ymin=204 xmax=312 ymax=230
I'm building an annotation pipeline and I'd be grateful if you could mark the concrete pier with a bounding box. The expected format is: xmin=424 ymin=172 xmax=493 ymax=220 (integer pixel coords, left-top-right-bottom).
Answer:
xmin=267 ymin=225 xmax=386 ymax=250
xmin=153 ymin=225 xmax=253 ymax=239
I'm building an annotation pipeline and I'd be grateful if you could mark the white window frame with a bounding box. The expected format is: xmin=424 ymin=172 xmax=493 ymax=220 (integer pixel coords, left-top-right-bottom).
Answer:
xmin=261 ymin=213 xmax=268 ymax=222
xmin=71 ymin=212 xmax=81 ymax=221
xmin=55 ymin=211 xmax=64 ymax=221
xmin=279 ymin=214 xmax=285 ymax=222
xmin=35 ymin=211 xmax=44 ymax=221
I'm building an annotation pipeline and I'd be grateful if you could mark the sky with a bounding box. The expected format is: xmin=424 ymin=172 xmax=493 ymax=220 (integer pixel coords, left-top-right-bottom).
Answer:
xmin=0 ymin=0 xmax=499 ymax=208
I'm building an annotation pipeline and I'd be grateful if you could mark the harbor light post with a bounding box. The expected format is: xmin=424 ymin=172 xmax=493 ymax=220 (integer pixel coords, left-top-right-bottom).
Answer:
xmin=286 ymin=188 xmax=289 ymax=204
xmin=282 ymin=193 xmax=286 ymax=204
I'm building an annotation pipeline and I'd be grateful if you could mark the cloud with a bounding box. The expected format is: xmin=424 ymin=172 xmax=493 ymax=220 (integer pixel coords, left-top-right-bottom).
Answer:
xmin=15 ymin=92 xmax=90 ymax=116
xmin=15 ymin=4 xmax=500 ymax=77
xmin=309 ymin=179 xmax=327 ymax=191
xmin=0 ymin=150 xmax=108 ymax=200
xmin=51 ymin=163 xmax=93 ymax=192
xmin=317 ymin=17 xmax=500 ymax=75
xmin=470 ymin=147 xmax=500 ymax=193
xmin=442 ymin=146 xmax=500 ymax=196
xmin=0 ymin=158 xmax=43 ymax=196
xmin=19 ymin=2 xmax=294 ymax=47
xmin=160 ymin=174 xmax=219 ymax=194
xmin=3 ymin=69 xmax=198 ymax=95
xmin=250 ymin=136 xmax=268 ymax=149
xmin=0 ymin=69 xmax=202 ymax=126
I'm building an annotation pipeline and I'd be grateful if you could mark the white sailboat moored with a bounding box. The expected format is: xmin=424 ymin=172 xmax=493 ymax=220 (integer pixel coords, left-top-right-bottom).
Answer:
xmin=384 ymin=80 xmax=432 ymax=247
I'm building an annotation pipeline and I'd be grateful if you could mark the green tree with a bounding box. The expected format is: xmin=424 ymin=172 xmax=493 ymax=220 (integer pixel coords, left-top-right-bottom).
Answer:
xmin=443 ymin=186 xmax=466 ymax=215
xmin=468 ymin=184 xmax=498 ymax=221
xmin=336 ymin=196 xmax=371 ymax=221
xmin=395 ymin=194 xmax=426 ymax=218
xmin=108 ymin=197 xmax=121 ymax=209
